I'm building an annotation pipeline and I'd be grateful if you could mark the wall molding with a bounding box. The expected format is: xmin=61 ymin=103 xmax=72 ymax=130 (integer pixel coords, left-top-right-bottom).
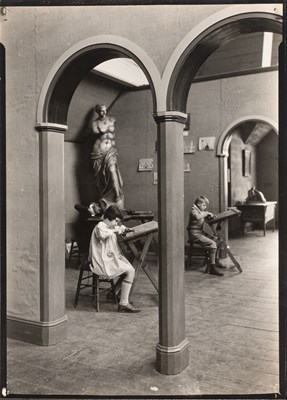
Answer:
xmin=7 ymin=315 xmax=68 ymax=346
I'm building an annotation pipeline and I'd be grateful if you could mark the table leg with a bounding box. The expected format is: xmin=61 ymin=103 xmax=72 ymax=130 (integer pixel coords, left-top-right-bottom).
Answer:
xmin=127 ymin=242 xmax=142 ymax=285
xmin=128 ymin=234 xmax=158 ymax=295
xmin=142 ymin=264 xmax=159 ymax=292
xmin=220 ymin=241 xmax=242 ymax=273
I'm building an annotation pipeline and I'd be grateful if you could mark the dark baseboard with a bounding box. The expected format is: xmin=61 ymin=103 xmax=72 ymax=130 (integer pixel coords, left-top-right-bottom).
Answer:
xmin=7 ymin=315 xmax=68 ymax=346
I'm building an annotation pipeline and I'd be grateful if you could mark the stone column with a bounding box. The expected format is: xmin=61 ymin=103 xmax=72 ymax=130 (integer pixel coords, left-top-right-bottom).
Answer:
xmin=35 ymin=123 xmax=68 ymax=345
xmin=153 ymin=111 xmax=189 ymax=375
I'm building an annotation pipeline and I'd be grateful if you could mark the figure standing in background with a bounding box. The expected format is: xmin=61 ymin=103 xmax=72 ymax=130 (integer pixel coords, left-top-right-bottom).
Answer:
xmin=91 ymin=104 xmax=124 ymax=211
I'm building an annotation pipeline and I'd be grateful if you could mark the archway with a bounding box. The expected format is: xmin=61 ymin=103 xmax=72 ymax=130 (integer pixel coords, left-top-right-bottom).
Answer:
xmin=36 ymin=35 xmax=162 ymax=125
xmin=163 ymin=4 xmax=282 ymax=112
xmin=35 ymin=35 xmax=161 ymax=346
xmin=161 ymin=3 xmax=282 ymax=248
xmin=217 ymin=116 xmax=278 ymax=215
xmin=159 ymin=3 xmax=282 ymax=378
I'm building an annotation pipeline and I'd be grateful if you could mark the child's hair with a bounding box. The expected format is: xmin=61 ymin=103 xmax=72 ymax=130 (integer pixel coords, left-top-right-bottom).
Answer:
xmin=103 ymin=205 xmax=124 ymax=221
xmin=195 ymin=195 xmax=209 ymax=205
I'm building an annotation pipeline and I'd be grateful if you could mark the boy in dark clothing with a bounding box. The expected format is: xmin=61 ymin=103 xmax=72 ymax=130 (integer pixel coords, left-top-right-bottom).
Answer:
xmin=187 ymin=195 xmax=224 ymax=276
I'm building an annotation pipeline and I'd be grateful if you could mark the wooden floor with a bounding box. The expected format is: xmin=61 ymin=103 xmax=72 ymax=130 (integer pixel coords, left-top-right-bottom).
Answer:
xmin=7 ymin=229 xmax=279 ymax=396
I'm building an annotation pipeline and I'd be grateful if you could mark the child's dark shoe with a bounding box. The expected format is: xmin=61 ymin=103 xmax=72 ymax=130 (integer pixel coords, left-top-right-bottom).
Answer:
xmin=118 ymin=303 xmax=141 ymax=313
xmin=209 ymin=264 xmax=224 ymax=276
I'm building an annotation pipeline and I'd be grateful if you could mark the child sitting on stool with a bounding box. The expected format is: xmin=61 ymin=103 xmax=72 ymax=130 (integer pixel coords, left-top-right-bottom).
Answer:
xmin=187 ymin=195 xmax=224 ymax=276
xmin=89 ymin=205 xmax=141 ymax=313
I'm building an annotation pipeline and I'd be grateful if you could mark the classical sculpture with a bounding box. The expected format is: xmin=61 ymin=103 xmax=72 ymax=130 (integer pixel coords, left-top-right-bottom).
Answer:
xmin=91 ymin=104 xmax=124 ymax=211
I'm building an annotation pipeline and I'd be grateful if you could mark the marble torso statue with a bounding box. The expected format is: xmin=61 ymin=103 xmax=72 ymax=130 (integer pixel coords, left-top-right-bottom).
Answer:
xmin=91 ymin=104 xmax=124 ymax=211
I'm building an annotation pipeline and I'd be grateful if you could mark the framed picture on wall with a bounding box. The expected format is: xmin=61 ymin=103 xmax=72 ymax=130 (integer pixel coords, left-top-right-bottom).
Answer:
xmin=243 ymin=149 xmax=251 ymax=176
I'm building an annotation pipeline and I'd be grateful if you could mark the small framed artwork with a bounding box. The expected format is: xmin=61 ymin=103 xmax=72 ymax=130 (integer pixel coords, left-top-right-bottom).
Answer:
xmin=184 ymin=138 xmax=195 ymax=154
xmin=242 ymin=149 xmax=251 ymax=176
xmin=198 ymin=136 xmax=216 ymax=151
xmin=184 ymin=160 xmax=191 ymax=172
xmin=138 ymin=158 xmax=154 ymax=171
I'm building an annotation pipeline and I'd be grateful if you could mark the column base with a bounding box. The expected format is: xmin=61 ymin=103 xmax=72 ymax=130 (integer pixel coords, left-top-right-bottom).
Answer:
xmin=156 ymin=338 xmax=189 ymax=375
xmin=7 ymin=315 xmax=67 ymax=346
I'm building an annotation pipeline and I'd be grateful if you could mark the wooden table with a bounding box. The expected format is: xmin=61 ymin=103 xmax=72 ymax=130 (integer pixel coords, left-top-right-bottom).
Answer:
xmin=236 ymin=201 xmax=277 ymax=236
xmin=120 ymin=220 xmax=159 ymax=294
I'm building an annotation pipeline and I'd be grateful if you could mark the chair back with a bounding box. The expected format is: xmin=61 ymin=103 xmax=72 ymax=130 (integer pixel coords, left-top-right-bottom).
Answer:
xmin=74 ymin=204 xmax=94 ymax=255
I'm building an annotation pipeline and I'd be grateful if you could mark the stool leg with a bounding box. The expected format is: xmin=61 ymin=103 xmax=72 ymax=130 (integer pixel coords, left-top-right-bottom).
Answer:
xmin=110 ymin=280 xmax=118 ymax=304
xmin=68 ymin=241 xmax=74 ymax=264
xmin=92 ymin=274 xmax=96 ymax=297
xmin=204 ymin=251 xmax=211 ymax=274
xmin=77 ymin=250 xmax=81 ymax=268
xmin=95 ymin=275 xmax=100 ymax=312
xmin=186 ymin=243 xmax=193 ymax=270
xmin=188 ymin=246 xmax=192 ymax=269
xmin=74 ymin=267 xmax=84 ymax=307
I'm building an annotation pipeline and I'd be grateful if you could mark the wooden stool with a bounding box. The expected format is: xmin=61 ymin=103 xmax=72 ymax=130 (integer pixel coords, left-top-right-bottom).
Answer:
xmin=74 ymin=261 xmax=118 ymax=312
xmin=186 ymin=241 xmax=211 ymax=272
xmin=68 ymin=240 xmax=81 ymax=267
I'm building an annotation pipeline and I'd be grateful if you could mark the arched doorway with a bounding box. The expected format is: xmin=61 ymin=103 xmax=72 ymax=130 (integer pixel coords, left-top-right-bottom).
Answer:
xmin=161 ymin=4 xmax=281 ymax=243
xmin=216 ymin=117 xmax=278 ymax=236
xmin=163 ymin=5 xmax=282 ymax=111
xmin=217 ymin=117 xmax=278 ymax=209
xmin=35 ymin=35 xmax=161 ymax=345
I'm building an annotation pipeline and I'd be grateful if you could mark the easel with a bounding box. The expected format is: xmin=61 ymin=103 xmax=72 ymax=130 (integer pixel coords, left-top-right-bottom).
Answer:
xmin=207 ymin=208 xmax=242 ymax=273
xmin=120 ymin=220 xmax=159 ymax=294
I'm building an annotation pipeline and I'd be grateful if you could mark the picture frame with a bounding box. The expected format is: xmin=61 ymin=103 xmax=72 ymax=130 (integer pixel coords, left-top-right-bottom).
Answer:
xmin=183 ymin=138 xmax=195 ymax=154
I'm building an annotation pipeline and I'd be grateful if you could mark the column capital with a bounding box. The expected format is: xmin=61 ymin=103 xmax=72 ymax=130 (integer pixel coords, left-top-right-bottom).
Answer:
xmin=153 ymin=111 xmax=188 ymax=125
xmin=35 ymin=122 xmax=68 ymax=134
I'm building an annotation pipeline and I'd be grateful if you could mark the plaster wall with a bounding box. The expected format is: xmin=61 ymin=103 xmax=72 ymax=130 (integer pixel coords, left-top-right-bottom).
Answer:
xmin=65 ymin=74 xmax=124 ymax=224
xmin=1 ymin=5 xmax=227 ymax=82
xmin=5 ymin=13 xmax=41 ymax=320
xmin=257 ymin=131 xmax=278 ymax=223
xmin=197 ymin=33 xmax=264 ymax=76
xmin=2 ymin=4 xmax=279 ymax=321
xmin=230 ymin=133 xmax=257 ymax=204
xmin=3 ymin=4 xmax=222 ymax=319
xmin=184 ymin=70 xmax=278 ymax=239
xmin=64 ymin=86 xmax=157 ymax=228
xmin=257 ymin=131 xmax=278 ymax=202
xmin=64 ymin=70 xmax=277 ymax=244
xmin=108 ymin=90 xmax=157 ymax=218
xmin=197 ymin=32 xmax=281 ymax=77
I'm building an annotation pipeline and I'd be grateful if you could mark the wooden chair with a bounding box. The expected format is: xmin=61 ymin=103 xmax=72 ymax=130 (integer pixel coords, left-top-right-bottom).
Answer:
xmin=186 ymin=241 xmax=211 ymax=272
xmin=68 ymin=204 xmax=95 ymax=269
xmin=66 ymin=222 xmax=81 ymax=268
xmin=74 ymin=260 xmax=118 ymax=312
xmin=68 ymin=240 xmax=81 ymax=267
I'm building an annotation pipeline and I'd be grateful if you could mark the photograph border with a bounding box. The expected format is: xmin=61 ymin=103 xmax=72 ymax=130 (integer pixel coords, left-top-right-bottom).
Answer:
xmin=0 ymin=1 xmax=286 ymax=399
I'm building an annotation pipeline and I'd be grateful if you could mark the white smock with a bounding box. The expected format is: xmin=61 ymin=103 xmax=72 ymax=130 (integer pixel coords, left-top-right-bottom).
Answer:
xmin=88 ymin=221 xmax=132 ymax=279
